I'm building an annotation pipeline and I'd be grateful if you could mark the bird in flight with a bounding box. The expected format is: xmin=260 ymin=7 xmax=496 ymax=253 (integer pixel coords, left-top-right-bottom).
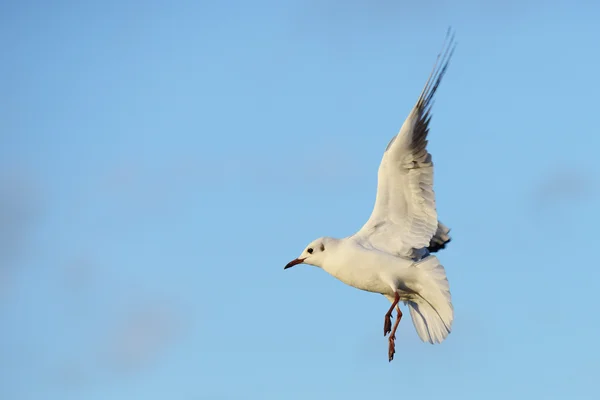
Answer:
xmin=285 ymin=30 xmax=456 ymax=362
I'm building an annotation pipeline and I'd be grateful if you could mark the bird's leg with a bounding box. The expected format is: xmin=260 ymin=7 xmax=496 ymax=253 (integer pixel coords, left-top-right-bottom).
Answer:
xmin=384 ymin=292 xmax=400 ymax=336
xmin=388 ymin=305 xmax=403 ymax=362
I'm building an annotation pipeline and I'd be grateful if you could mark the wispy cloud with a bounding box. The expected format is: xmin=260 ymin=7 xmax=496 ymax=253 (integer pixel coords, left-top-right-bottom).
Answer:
xmin=532 ymin=165 xmax=596 ymax=206
xmin=0 ymin=170 xmax=40 ymax=290
xmin=104 ymin=302 xmax=185 ymax=373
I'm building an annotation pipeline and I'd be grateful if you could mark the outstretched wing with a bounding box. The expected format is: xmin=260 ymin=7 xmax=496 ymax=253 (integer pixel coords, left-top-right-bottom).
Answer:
xmin=353 ymin=31 xmax=455 ymax=259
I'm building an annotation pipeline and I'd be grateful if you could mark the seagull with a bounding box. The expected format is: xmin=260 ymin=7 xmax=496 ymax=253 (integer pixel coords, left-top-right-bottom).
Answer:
xmin=284 ymin=31 xmax=456 ymax=362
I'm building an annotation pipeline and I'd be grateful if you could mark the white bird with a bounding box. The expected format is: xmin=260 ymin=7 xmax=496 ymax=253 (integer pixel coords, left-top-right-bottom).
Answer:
xmin=285 ymin=31 xmax=456 ymax=362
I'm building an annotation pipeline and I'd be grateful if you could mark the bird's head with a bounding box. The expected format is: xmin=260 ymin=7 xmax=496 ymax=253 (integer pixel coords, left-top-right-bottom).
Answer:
xmin=284 ymin=237 xmax=335 ymax=270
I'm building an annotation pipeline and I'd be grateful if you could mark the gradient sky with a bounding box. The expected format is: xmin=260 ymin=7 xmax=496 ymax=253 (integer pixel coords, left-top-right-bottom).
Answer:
xmin=2 ymin=1 xmax=600 ymax=399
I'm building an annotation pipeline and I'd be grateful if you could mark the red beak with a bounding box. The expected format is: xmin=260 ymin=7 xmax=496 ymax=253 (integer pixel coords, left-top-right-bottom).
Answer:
xmin=284 ymin=258 xmax=305 ymax=269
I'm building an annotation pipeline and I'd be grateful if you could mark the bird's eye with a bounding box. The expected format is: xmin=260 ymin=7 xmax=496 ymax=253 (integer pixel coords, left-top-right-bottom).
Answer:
xmin=307 ymin=248 xmax=313 ymax=254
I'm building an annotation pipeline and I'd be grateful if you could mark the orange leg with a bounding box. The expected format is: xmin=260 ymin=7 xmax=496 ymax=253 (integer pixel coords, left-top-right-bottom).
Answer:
xmin=388 ymin=305 xmax=403 ymax=362
xmin=384 ymin=292 xmax=400 ymax=336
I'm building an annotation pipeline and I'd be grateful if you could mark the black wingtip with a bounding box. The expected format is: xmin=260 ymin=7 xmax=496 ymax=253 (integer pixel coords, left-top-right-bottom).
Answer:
xmin=427 ymin=237 xmax=452 ymax=253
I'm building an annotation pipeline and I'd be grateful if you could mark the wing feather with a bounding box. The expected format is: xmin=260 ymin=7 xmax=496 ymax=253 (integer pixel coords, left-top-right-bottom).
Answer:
xmin=353 ymin=30 xmax=455 ymax=258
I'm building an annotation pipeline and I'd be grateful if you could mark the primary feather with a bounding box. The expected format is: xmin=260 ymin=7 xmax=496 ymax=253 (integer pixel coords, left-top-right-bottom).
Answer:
xmin=353 ymin=32 xmax=455 ymax=259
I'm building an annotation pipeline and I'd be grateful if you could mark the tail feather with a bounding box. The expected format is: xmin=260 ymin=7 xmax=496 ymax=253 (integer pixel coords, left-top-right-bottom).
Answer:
xmin=407 ymin=255 xmax=453 ymax=344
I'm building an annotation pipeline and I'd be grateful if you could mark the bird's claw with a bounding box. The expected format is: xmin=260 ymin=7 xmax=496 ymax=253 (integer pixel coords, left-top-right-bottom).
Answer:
xmin=388 ymin=336 xmax=396 ymax=362
xmin=383 ymin=314 xmax=392 ymax=336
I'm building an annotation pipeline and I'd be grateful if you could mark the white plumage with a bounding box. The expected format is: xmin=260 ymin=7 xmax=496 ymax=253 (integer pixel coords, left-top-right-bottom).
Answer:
xmin=353 ymin=35 xmax=455 ymax=260
xmin=285 ymin=30 xmax=456 ymax=361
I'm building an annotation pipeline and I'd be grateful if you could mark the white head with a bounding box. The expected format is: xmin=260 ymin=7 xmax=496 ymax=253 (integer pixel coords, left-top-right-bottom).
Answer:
xmin=284 ymin=237 xmax=337 ymax=270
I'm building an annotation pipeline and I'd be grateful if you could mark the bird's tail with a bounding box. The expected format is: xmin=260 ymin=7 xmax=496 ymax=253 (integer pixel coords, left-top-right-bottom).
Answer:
xmin=407 ymin=255 xmax=453 ymax=344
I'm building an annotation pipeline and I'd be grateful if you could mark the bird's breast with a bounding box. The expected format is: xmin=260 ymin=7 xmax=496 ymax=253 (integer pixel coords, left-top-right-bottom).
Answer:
xmin=323 ymin=247 xmax=397 ymax=296
xmin=335 ymin=270 xmax=394 ymax=296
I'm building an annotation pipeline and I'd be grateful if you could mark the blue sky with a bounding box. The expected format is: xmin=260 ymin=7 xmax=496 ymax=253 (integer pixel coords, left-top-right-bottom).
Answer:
xmin=2 ymin=1 xmax=600 ymax=399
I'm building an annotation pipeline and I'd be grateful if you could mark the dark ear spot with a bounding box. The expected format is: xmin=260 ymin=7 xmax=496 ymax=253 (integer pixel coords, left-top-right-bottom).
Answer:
xmin=320 ymin=243 xmax=325 ymax=252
